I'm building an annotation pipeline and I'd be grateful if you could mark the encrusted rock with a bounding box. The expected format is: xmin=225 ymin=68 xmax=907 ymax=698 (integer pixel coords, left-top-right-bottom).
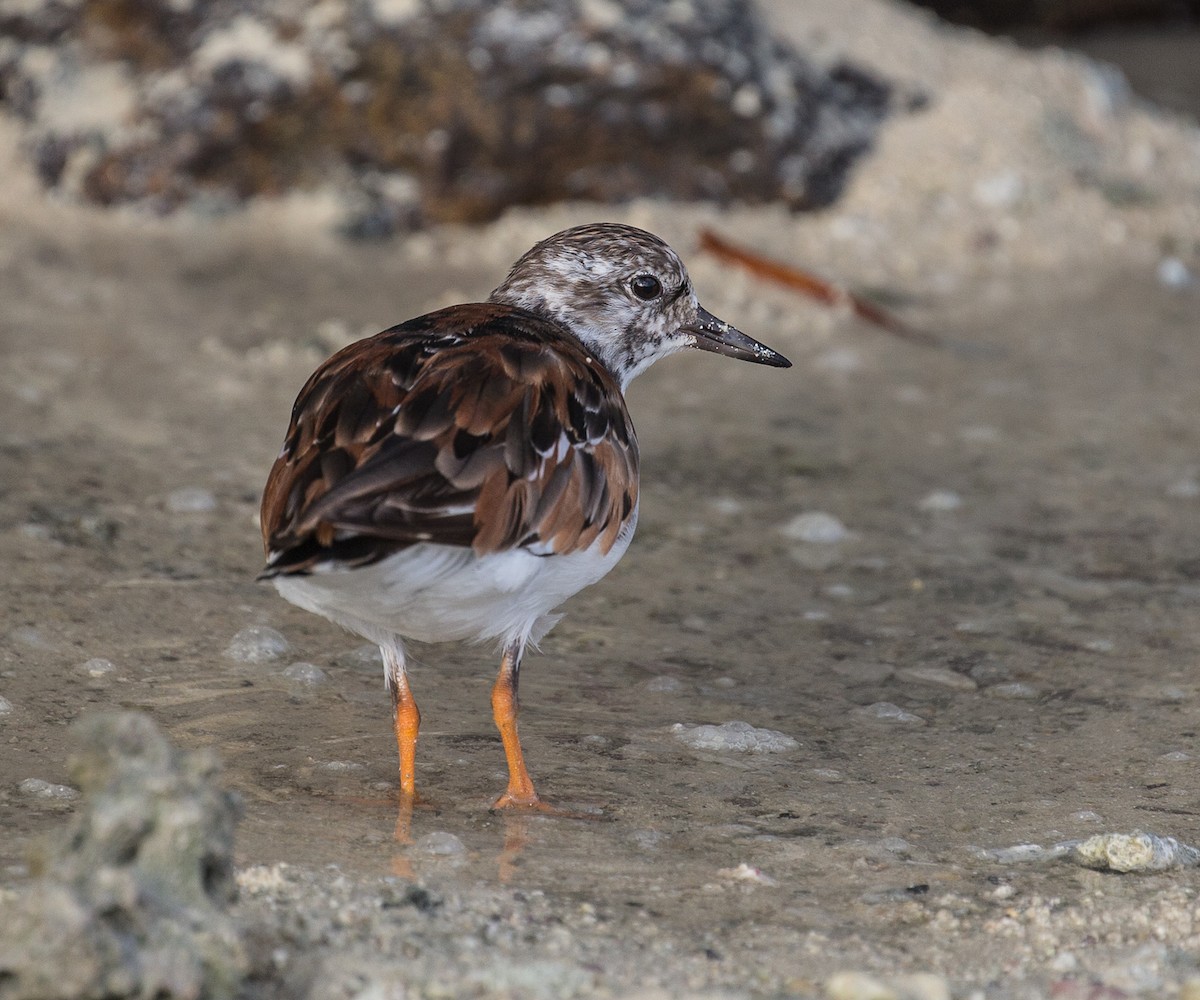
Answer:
xmin=0 ymin=712 xmax=246 ymax=1000
xmin=0 ymin=0 xmax=891 ymax=231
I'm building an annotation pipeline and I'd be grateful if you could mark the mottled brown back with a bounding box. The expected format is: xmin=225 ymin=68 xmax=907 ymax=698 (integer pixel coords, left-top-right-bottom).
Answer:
xmin=260 ymin=303 xmax=639 ymax=576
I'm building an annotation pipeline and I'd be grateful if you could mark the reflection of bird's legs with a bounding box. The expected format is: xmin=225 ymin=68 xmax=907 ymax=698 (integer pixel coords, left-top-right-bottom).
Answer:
xmin=490 ymin=639 xmax=543 ymax=809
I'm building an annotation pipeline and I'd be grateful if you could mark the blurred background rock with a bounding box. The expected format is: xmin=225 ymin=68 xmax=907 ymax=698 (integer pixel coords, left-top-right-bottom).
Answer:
xmin=1 ymin=0 xmax=1196 ymax=237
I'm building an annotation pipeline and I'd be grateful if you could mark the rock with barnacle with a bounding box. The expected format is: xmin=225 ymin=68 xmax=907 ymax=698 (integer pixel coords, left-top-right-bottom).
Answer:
xmin=0 ymin=712 xmax=246 ymax=1000
xmin=0 ymin=0 xmax=891 ymax=231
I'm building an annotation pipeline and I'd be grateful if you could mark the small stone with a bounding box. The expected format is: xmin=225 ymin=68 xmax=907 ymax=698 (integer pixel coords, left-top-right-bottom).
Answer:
xmin=826 ymin=971 xmax=897 ymax=1000
xmin=320 ymin=761 xmax=364 ymax=773
xmin=416 ymin=831 xmax=466 ymax=856
xmin=986 ymin=682 xmax=1039 ymax=700
xmin=893 ymin=973 xmax=951 ymax=1000
xmin=18 ymin=777 xmax=79 ymax=800
xmin=166 ymin=487 xmax=218 ymax=514
xmin=0 ymin=696 xmax=13 ymax=715
xmin=1160 ymin=751 xmax=1192 ymax=762
xmin=644 ymin=676 xmax=684 ymax=693
xmin=972 ymin=171 xmax=1025 ymax=209
xmin=79 ymin=658 xmax=116 ymax=678
xmin=897 ymin=666 xmax=977 ymax=691
xmin=1166 ymin=477 xmax=1200 ymax=499
xmin=852 ymin=702 xmax=924 ymax=725
xmin=917 ymin=490 xmax=962 ymax=512
xmin=716 ymin=862 xmax=777 ymax=886
xmin=1157 ymin=256 xmax=1196 ymax=290
xmin=781 ymin=511 xmax=853 ymax=544
xmin=1083 ymin=638 xmax=1114 ymax=653
xmin=671 ymin=721 xmax=798 ymax=753
xmin=226 ymin=626 xmax=290 ymax=662
xmin=282 ymin=662 xmax=328 ymax=686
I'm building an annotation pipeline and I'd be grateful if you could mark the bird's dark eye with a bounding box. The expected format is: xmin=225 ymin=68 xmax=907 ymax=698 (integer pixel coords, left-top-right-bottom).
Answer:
xmin=630 ymin=274 xmax=662 ymax=301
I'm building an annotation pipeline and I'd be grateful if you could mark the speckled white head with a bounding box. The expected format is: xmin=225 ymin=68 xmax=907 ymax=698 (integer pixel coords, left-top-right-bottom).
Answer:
xmin=490 ymin=222 xmax=790 ymax=388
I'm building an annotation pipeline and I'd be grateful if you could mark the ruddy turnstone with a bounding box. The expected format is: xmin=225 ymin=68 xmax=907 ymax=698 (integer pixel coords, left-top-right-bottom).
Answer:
xmin=259 ymin=223 xmax=790 ymax=809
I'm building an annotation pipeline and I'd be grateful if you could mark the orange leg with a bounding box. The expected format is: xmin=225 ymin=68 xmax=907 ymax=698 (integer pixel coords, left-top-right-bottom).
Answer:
xmin=383 ymin=644 xmax=420 ymax=800
xmin=491 ymin=641 xmax=543 ymax=810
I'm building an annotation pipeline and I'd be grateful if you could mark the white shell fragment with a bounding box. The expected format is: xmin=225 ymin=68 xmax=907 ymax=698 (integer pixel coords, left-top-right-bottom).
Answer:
xmin=671 ymin=721 xmax=798 ymax=753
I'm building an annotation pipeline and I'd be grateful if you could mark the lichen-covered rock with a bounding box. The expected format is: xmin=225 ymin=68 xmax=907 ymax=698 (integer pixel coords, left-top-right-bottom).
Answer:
xmin=0 ymin=712 xmax=246 ymax=1000
xmin=0 ymin=0 xmax=891 ymax=232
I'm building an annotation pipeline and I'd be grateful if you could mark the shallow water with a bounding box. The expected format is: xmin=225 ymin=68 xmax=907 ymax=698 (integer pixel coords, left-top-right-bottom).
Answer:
xmin=3 ymin=205 xmax=1199 ymax=994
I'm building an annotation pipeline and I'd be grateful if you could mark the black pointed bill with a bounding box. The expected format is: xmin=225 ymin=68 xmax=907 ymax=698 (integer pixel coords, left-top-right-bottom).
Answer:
xmin=682 ymin=307 xmax=791 ymax=368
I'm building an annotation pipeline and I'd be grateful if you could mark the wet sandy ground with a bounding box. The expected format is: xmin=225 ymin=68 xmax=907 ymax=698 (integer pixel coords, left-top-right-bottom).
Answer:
xmin=2 ymin=191 xmax=1199 ymax=995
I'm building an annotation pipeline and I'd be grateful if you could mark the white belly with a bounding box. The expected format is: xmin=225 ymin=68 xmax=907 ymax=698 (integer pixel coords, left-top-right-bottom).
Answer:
xmin=273 ymin=509 xmax=637 ymax=650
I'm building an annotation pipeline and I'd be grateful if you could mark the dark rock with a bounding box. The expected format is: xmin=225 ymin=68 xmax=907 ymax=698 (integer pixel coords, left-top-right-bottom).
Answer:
xmin=0 ymin=0 xmax=892 ymax=229
xmin=0 ymin=712 xmax=246 ymax=1000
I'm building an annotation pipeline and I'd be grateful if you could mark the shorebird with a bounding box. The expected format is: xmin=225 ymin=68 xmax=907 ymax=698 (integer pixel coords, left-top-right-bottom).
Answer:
xmin=259 ymin=223 xmax=790 ymax=809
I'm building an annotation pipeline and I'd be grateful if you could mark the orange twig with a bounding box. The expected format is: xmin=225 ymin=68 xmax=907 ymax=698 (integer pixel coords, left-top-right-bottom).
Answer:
xmin=698 ymin=228 xmax=943 ymax=349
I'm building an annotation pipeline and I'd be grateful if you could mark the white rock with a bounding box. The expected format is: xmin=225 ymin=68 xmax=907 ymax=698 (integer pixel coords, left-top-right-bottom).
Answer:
xmin=781 ymin=511 xmax=853 ymax=544
xmin=0 ymin=696 xmax=12 ymax=715
xmin=897 ymin=666 xmax=977 ymax=691
xmin=282 ymin=662 xmax=328 ymax=685
xmin=986 ymin=682 xmax=1039 ymax=700
xmin=166 ymin=487 xmax=218 ymax=513
xmin=671 ymin=721 xmax=798 ymax=753
xmin=852 ymin=702 xmax=924 ymax=725
xmin=416 ymin=831 xmax=467 ymax=856
xmin=1157 ymin=256 xmax=1196 ymax=290
xmin=79 ymin=657 xmax=116 ymax=677
xmin=917 ymin=490 xmax=963 ymax=512
xmin=19 ymin=778 xmax=78 ymax=800
xmin=226 ymin=625 xmax=290 ymax=662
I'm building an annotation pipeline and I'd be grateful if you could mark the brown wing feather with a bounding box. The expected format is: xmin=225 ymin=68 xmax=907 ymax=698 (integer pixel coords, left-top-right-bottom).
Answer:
xmin=259 ymin=303 xmax=639 ymax=576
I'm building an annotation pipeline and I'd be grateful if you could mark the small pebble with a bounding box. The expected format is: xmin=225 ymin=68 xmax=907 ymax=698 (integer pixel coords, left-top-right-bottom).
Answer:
xmin=1083 ymin=638 xmax=1114 ymax=653
xmin=0 ymin=696 xmax=12 ymax=715
xmin=973 ymin=170 xmax=1025 ymax=209
xmin=166 ymin=486 xmax=218 ymax=513
xmin=852 ymin=702 xmax=924 ymax=725
xmin=1160 ymin=750 xmax=1192 ymax=762
xmin=320 ymin=760 xmax=364 ymax=772
xmin=10 ymin=626 xmax=51 ymax=649
xmin=897 ymin=666 xmax=977 ymax=691
xmin=19 ymin=778 xmax=79 ymax=800
xmin=1157 ymin=256 xmax=1196 ymax=290
xmin=644 ymin=675 xmax=684 ymax=693
xmin=780 ymin=511 xmax=853 ymax=544
xmin=226 ymin=625 xmax=290 ymax=662
xmin=79 ymin=657 xmax=116 ymax=677
xmin=415 ymin=831 xmax=466 ymax=856
xmin=282 ymin=662 xmax=328 ymax=686
xmin=671 ymin=721 xmax=798 ymax=753
xmin=917 ymin=490 xmax=963 ymax=512
xmin=825 ymin=972 xmax=896 ymax=1000
xmin=824 ymin=584 xmax=856 ymax=600
xmin=1166 ymin=477 xmax=1200 ymax=499
xmin=716 ymin=862 xmax=777 ymax=886
xmin=986 ymin=682 xmax=1039 ymax=700
xmin=346 ymin=644 xmax=383 ymax=667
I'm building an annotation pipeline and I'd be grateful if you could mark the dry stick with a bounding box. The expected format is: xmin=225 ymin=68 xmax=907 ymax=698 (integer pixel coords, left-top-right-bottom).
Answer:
xmin=698 ymin=228 xmax=946 ymax=350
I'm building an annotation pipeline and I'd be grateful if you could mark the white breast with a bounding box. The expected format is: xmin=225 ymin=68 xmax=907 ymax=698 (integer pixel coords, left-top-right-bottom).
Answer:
xmin=273 ymin=506 xmax=638 ymax=651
